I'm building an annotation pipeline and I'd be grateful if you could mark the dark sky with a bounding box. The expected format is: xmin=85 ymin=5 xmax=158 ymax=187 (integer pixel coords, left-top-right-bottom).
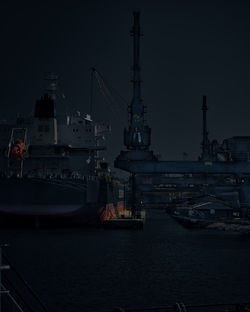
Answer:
xmin=1 ymin=0 xmax=250 ymax=168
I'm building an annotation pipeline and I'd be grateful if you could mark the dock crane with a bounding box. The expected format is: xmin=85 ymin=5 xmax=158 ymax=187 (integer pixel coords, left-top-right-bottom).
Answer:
xmin=115 ymin=12 xmax=250 ymax=218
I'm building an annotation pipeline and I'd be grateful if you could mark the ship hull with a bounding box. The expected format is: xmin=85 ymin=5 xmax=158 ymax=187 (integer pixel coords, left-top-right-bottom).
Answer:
xmin=172 ymin=215 xmax=213 ymax=229
xmin=0 ymin=177 xmax=125 ymax=228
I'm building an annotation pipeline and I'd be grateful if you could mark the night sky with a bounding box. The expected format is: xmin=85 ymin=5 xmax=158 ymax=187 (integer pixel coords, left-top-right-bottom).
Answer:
xmin=1 ymin=0 xmax=250 ymax=170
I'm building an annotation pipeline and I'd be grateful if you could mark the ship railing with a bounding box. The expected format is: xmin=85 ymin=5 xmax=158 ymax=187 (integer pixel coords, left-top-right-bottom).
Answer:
xmin=106 ymin=302 xmax=250 ymax=312
xmin=87 ymin=175 xmax=99 ymax=181
xmin=0 ymin=244 xmax=49 ymax=312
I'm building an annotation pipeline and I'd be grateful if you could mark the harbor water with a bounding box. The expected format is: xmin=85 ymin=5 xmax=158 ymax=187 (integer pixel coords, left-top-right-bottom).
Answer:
xmin=1 ymin=210 xmax=250 ymax=312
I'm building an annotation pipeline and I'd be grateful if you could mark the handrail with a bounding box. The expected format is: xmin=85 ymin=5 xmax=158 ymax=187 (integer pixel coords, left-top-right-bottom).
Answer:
xmin=3 ymin=253 xmax=49 ymax=312
xmin=106 ymin=302 xmax=250 ymax=312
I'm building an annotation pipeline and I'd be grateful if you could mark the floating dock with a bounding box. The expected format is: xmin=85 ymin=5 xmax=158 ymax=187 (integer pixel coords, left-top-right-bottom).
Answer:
xmin=102 ymin=209 xmax=146 ymax=229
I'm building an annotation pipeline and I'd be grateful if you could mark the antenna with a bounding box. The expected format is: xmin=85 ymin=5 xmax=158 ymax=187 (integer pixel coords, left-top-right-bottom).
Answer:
xmin=89 ymin=68 xmax=96 ymax=117
xmin=201 ymin=95 xmax=211 ymax=160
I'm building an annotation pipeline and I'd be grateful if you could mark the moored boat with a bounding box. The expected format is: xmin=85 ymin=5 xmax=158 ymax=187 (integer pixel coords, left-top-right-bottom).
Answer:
xmin=0 ymin=77 xmax=125 ymax=227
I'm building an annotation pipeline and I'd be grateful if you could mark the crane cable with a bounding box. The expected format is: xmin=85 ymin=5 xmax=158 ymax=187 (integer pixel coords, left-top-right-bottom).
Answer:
xmin=90 ymin=68 xmax=128 ymax=125
xmin=95 ymin=69 xmax=128 ymax=110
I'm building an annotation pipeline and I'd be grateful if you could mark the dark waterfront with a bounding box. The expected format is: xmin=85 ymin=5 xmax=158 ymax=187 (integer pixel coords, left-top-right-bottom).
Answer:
xmin=1 ymin=210 xmax=250 ymax=312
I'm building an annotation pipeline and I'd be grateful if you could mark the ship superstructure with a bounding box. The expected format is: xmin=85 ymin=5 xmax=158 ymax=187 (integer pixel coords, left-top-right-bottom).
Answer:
xmin=0 ymin=92 xmax=107 ymax=178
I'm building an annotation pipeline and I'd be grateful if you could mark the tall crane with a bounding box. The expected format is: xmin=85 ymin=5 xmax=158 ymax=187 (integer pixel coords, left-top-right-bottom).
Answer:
xmin=115 ymin=12 xmax=157 ymax=165
xmin=124 ymin=12 xmax=151 ymax=150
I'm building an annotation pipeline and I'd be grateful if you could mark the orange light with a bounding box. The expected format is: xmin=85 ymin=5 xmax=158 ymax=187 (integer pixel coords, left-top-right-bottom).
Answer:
xmin=12 ymin=140 xmax=25 ymax=159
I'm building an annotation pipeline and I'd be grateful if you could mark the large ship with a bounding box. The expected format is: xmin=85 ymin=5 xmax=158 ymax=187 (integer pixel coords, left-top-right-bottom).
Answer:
xmin=0 ymin=76 xmax=125 ymax=227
